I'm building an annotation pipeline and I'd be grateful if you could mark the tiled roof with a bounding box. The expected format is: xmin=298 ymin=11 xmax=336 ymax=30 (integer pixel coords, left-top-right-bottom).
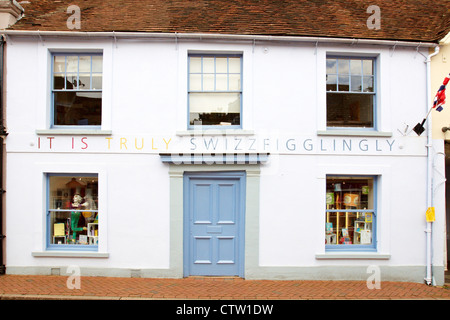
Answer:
xmin=9 ymin=0 xmax=450 ymax=42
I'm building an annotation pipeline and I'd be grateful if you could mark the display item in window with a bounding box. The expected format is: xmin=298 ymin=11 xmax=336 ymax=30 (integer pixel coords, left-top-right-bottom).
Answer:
xmin=70 ymin=194 xmax=87 ymax=242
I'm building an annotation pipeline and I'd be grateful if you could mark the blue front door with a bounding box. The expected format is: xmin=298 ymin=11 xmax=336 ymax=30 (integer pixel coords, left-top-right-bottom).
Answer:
xmin=184 ymin=172 xmax=245 ymax=277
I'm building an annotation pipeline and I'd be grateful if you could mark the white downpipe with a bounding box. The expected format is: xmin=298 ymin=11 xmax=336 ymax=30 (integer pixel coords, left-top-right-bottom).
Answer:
xmin=425 ymin=45 xmax=440 ymax=285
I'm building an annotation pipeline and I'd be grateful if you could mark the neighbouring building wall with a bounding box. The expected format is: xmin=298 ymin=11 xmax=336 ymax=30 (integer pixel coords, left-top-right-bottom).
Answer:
xmin=432 ymin=32 xmax=450 ymax=140
xmin=0 ymin=0 xmax=23 ymax=29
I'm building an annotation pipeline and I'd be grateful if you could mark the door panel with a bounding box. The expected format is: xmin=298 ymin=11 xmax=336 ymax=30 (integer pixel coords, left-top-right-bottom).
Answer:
xmin=184 ymin=173 xmax=245 ymax=277
xmin=193 ymin=183 xmax=213 ymax=223
xmin=217 ymin=183 xmax=236 ymax=223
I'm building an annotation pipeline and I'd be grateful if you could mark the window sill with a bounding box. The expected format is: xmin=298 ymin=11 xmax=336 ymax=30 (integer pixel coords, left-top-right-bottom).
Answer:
xmin=32 ymin=251 xmax=109 ymax=258
xmin=315 ymin=253 xmax=390 ymax=260
xmin=317 ymin=130 xmax=392 ymax=137
xmin=176 ymin=129 xmax=254 ymax=136
xmin=36 ymin=129 xmax=112 ymax=136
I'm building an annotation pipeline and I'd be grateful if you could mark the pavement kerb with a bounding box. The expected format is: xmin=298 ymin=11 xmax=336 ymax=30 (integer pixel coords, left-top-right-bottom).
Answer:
xmin=0 ymin=294 xmax=447 ymax=300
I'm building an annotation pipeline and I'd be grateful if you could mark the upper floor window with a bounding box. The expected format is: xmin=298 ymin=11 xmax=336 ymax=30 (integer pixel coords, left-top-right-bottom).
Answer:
xmin=188 ymin=54 xmax=242 ymax=128
xmin=326 ymin=57 xmax=375 ymax=129
xmin=52 ymin=54 xmax=103 ymax=127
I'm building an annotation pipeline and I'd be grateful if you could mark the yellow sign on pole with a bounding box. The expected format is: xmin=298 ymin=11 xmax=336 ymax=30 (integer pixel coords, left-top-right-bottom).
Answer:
xmin=426 ymin=207 xmax=435 ymax=222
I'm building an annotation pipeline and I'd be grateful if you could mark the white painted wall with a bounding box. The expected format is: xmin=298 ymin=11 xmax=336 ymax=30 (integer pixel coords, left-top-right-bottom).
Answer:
xmin=4 ymin=35 xmax=445 ymax=282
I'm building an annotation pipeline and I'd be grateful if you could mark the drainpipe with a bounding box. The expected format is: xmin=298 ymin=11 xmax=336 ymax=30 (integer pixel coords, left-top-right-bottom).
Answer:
xmin=0 ymin=35 xmax=6 ymax=275
xmin=425 ymin=45 xmax=440 ymax=285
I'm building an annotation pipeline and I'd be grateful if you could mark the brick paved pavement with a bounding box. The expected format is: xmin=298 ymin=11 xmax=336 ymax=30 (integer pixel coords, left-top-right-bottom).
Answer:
xmin=0 ymin=274 xmax=449 ymax=300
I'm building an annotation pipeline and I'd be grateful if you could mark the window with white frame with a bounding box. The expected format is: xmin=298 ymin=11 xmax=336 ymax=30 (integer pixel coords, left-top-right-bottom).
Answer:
xmin=326 ymin=57 xmax=375 ymax=128
xmin=188 ymin=54 xmax=242 ymax=127
xmin=47 ymin=174 xmax=99 ymax=249
xmin=325 ymin=176 xmax=376 ymax=251
xmin=52 ymin=54 xmax=102 ymax=126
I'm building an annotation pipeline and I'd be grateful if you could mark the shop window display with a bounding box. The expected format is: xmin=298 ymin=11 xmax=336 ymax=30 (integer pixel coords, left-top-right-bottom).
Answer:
xmin=325 ymin=176 xmax=375 ymax=248
xmin=48 ymin=175 xmax=98 ymax=247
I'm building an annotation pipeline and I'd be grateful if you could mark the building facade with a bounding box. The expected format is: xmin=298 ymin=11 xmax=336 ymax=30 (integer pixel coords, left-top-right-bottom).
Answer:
xmin=2 ymin=1 xmax=450 ymax=285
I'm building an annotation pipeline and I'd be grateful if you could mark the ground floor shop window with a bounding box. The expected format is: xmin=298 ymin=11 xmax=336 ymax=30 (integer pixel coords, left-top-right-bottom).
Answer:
xmin=47 ymin=174 xmax=98 ymax=249
xmin=325 ymin=176 xmax=376 ymax=251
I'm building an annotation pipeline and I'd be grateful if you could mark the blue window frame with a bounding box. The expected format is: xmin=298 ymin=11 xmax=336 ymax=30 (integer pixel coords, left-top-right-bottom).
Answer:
xmin=46 ymin=174 xmax=99 ymax=251
xmin=188 ymin=54 xmax=242 ymax=129
xmin=325 ymin=175 xmax=377 ymax=252
xmin=326 ymin=56 xmax=376 ymax=129
xmin=51 ymin=53 xmax=102 ymax=127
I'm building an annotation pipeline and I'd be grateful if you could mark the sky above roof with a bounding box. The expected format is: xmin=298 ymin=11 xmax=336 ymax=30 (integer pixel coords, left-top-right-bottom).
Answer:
xmin=10 ymin=0 xmax=450 ymax=42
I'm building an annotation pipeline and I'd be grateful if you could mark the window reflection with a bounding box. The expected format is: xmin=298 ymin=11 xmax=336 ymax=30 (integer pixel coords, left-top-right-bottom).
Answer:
xmin=326 ymin=57 xmax=375 ymax=128
xmin=52 ymin=54 xmax=102 ymax=126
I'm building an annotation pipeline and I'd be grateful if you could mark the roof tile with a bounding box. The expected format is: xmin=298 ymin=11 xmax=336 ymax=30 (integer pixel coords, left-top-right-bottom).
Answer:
xmin=9 ymin=0 xmax=450 ymax=42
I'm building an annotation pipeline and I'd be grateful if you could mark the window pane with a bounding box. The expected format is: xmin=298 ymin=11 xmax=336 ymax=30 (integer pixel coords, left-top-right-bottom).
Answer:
xmin=216 ymin=57 xmax=228 ymax=73
xmin=326 ymin=177 xmax=374 ymax=209
xmin=79 ymin=56 xmax=91 ymax=73
xmin=66 ymin=73 xmax=78 ymax=89
xmin=49 ymin=176 xmax=98 ymax=210
xmin=92 ymin=56 xmax=103 ymax=73
xmin=53 ymin=74 xmax=65 ymax=90
xmin=189 ymin=74 xmax=202 ymax=91
xmin=54 ymin=91 xmax=102 ymax=126
xmin=203 ymin=74 xmax=215 ymax=91
xmin=53 ymin=56 xmax=66 ymax=73
xmin=338 ymin=75 xmax=349 ymax=91
xmin=351 ymin=75 xmax=362 ymax=92
xmin=92 ymin=73 xmax=102 ymax=90
xmin=327 ymin=92 xmax=374 ymax=127
xmin=49 ymin=175 xmax=98 ymax=246
xmin=203 ymin=57 xmax=215 ymax=73
xmin=325 ymin=177 xmax=374 ymax=246
xmin=229 ymin=58 xmax=241 ymax=73
xmin=189 ymin=57 xmax=202 ymax=73
xmin=363 ymin=60 xmax=373 ymax=75
xmin=326 ymin=74 xmax=337 ymax=91
xmin=363 ymin=76 xmax=374 ymax=92
xmin=350 ymin=59 xmax=362 ymax=75
xmin=78 ymin=74 xmax=91 ymax=89
xmin=326 ymin=58 xmax=337 ymax=74
xmin=337 ymin=59 xmax=349 ymax=74
xmin=189 ymin=92 xmax=240 ymax=126
xmin=66 ymin=56 xmax=78 ymax=72
xmin=216 ymin=74 xmax=228 ymax=91
xmin=229 ymin=74 xmax=241 ymax=91
xmin=326 ymin=212 xmax=373 ymax=245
